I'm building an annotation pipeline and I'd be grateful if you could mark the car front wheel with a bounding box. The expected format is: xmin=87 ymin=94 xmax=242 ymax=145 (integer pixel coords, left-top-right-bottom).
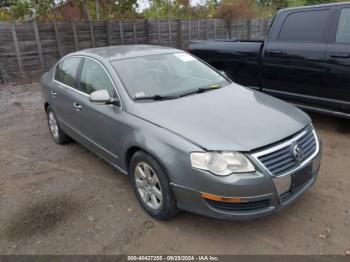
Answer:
xmin=130 ymin=151 xmax=178 ymax=220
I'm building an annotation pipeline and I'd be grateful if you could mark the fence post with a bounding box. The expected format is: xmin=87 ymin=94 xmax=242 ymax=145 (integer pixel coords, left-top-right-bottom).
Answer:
xmin=32 ymin=19 xmax=45 ymax=71
xmin=89 ymin=20 xmax=95 ymax=47
xmin=11 ymin=23 xmax=25 ymax=79
xmin=106 ymin=20 xmax=112 ymax=46
xmin=226 ymin=20 xmax=231 ymax=39
xmin=204 ymin=20 xmax=208 ymax=40
xmin=0 ymin=63 xmax=4 ymax=84
xmin=168 ymin=19 xmax=172 ymax=47
xmin=176 ymin=19 xmax=182 ymax=49
xmin=221 ymin=20 xmax=224 ymax=39
xmin=188 ymin=20 xmax=191 ymax=41
xmin=72 ymin=21 xmax=79 ymax=50
xmin=197 ymin=20 xmax=200 ymax=39
xmin=214 ymin=19 xmax=217 ymax=40
xmin=53 ymin=21 xmax=63 ymax=58
xmin=133 ymin=21 xmax=137 ymax=44
xmin=247 ymin=19 xmax=252 ymax=40
xmin=263 ymin=19 xmax=270 ymax=38
xmin=119 ymin=21 xmax=124 ymax=45
xmin=144 ymin=19 xmax=149 ymax=44
xmin=157 ymin=19 xmax=161 ymax=43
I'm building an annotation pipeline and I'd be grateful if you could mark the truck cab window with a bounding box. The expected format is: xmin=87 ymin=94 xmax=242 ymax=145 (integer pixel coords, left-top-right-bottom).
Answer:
xmin=336 ymin=8 xmax=350 ymax=44
xmin=278 ymin=10 xmax=329 ymax=42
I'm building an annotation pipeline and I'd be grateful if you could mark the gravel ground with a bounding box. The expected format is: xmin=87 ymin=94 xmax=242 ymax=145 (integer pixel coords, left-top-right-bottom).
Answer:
xmin=0 ymin=83 xmax=349 ymax=255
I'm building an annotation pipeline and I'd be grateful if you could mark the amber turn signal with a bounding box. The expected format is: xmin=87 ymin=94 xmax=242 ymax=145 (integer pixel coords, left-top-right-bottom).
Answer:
xmin=201 ymin=193 xmax=242 ymax=203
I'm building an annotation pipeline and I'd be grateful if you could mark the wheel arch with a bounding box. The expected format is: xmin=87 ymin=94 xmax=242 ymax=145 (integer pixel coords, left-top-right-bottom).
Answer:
xmin=44 ymin=102 xmax=50 ymax=112
xmin=125 ymin=145 xmax=170 ymax=178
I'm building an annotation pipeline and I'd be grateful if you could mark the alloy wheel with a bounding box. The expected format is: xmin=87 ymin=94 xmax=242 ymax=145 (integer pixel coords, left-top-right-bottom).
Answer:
xmin=48 ymin=111 xmax=59 ymax=139
xmin=134 ymin=162 xmax=163 ymax=210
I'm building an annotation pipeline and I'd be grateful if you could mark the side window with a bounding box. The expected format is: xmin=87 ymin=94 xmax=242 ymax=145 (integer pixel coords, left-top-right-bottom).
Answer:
xmin=80 ymin=59 xmax=116 ymax=96
xmin=278 ymin=10 xmax=330 ymax=42
xmin=336 ymin=8 xmax=350 ymax=44
xmin=54 ymin=57 xmax=81 ymax=87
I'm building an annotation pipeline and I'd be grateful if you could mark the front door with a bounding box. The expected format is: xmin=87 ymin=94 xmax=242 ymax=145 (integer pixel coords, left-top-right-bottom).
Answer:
xmin=72 ymin=57 xmax=123 ymax=166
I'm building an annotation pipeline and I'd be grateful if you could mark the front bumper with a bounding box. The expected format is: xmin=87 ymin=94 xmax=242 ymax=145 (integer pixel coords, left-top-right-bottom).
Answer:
xmin=171 ymin=149 xmax=321 ymax=220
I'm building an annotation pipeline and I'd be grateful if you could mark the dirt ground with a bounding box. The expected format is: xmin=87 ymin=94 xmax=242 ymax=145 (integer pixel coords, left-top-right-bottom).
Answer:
xmin=0 ymin=83 xmax=349 ymax=255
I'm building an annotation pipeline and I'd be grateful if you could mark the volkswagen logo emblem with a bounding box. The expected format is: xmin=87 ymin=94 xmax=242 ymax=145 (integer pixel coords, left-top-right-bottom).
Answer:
xmin=293 ymin=144 xmax=304 ymax=162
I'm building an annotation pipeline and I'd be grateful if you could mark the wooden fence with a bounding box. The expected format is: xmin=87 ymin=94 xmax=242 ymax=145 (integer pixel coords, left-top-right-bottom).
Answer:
xmin=0 ymin=18 xmax=270 ymax=84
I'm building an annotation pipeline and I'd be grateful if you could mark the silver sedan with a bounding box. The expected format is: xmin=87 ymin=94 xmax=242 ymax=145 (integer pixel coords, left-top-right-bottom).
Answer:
xmin=40 ymin=45 xmax=321 ymax=220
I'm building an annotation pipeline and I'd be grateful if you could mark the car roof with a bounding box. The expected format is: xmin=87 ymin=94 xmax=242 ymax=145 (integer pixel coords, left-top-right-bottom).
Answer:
xmin=72 ymin=45 xmax=182 ymax=61
xmin=278 ymin=1 xmax=350 ymax=13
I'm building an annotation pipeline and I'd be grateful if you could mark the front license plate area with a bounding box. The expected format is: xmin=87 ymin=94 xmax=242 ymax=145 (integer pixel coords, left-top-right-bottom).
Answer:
xmin=291 ymin=163 xmax=313 ymax=192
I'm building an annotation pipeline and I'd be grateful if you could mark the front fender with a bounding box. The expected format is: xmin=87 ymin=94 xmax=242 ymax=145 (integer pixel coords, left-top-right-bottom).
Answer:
xmin=119 ymin=114 xmax=202 ymax=184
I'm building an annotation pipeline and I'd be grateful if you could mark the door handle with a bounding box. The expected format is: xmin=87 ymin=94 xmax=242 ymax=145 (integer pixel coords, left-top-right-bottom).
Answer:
xmin=73 ymin=102 xmax=82 ymax=111
xmin=51 ymin=91 xmax=57 ymax=97
xmin=330 ymin=53 xmax=350 ymax=59
xmin=269 ymin=50 xmax=282 ymax=55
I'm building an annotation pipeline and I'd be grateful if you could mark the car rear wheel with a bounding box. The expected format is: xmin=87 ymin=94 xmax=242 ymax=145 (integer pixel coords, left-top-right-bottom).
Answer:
xmin=46 ymin=106 xmax=71 ymax=144
xmin=130 ymin=151 xmax=178 ymax=220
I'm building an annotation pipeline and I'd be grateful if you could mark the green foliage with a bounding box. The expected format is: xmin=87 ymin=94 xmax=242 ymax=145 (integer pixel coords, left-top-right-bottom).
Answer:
xmin=216 ymin=0 xmax=259 ymax=21
xmin=144 ymin=0 xmax=218 ymax=19
xmin=0 ymin=0 xmax=61 ymax=20
xmin=116 ymin=0 xmax=138 ymax=13
xmin=0 ymin=0 xmax=10 ymax=8
xmin=82 ymin=0 xmax=141 ymax=20
xmin=0 ymin=0 xmax=347 ymax=21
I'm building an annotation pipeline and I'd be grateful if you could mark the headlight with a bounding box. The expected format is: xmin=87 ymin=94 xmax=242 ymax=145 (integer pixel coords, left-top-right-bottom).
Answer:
xmin=190 ymin=152 xmax=255 ymax=176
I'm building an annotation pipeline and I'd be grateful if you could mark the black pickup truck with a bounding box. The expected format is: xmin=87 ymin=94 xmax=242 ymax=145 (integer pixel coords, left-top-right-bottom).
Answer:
xmin=189 ymin=2 xmax=350 ymax=118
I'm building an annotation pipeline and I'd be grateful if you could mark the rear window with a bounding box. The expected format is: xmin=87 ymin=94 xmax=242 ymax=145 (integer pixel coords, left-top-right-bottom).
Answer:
xmin=278 ymin=10 xmax=330 ymax=42
xmin=54 ymin=57 xmax=81 ymax=87
xmin=336 ymin=8 xmax=350 ymax=43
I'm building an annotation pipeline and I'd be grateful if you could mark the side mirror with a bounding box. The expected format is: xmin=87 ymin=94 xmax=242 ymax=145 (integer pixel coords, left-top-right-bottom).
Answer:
xmin=89 ymin=89 xmax=118 ymax=105
xmin=220 ymin=70 xmax=228 ymax=78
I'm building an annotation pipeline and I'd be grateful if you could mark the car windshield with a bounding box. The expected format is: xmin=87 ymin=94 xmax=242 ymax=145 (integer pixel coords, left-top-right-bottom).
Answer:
xmin=111 ymin=53 xmax=230 ymax=100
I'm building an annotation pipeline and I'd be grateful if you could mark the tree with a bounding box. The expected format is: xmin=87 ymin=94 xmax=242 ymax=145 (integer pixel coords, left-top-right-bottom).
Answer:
xmin=145 ymin=0 xmax=191 ymax=19
xmin=0 ymin=0 xmax=11 ymax=20
xmin=216 ymin=0 xmax=258 ymax=21
xmin=0 ymin=0 xmax=10 ymax=8
xmin=3 ymin=0 xmax=61 ymax=20
xmin=257 ymin=0 xmax=288 ymax=10
xmin=115 ymin=0 xmax=138 ymax=13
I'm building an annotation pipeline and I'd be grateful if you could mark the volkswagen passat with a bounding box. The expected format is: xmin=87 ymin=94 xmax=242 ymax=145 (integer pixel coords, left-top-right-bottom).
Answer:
xmin=40 ymin=45 xmax=321 ymax=220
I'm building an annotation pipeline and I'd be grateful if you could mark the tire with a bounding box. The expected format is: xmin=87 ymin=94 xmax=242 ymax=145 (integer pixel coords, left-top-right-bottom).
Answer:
xmin=130 ymin=151 xmax=178 ymax=220
xmin=46 ymin=106 xmax=71 ymax=144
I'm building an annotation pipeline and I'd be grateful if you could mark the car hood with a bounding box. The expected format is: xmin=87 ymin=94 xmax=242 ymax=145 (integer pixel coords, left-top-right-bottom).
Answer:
xmin=130 ymin=84 xmax=310 ymax=151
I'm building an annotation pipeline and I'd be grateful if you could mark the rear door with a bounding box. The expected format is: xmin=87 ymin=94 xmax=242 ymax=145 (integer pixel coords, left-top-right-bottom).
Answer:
xmin=324 ymin=5 xmax=350 ymax=114
xmin=261 ymin=8 xmax=332 ymax=105
xmin=51 ymin=57 xmax=83 ymax=130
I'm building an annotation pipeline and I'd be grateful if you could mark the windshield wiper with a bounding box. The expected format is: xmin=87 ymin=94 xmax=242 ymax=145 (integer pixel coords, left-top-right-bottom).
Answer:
xmin=134 ymin=94 xmax=179 ymax=101
xmin=179 ymin=85 xmax=222 ymax=98
xmin=134 ymin=85 xmax=223 ymax=101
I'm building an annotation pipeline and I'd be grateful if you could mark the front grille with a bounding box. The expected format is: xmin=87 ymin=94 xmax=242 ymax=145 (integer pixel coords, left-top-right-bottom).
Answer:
xmin=205 ymin=199 xmax=270 ymax=212
xmin=257 ymin=127 xmax=317 ymax=176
